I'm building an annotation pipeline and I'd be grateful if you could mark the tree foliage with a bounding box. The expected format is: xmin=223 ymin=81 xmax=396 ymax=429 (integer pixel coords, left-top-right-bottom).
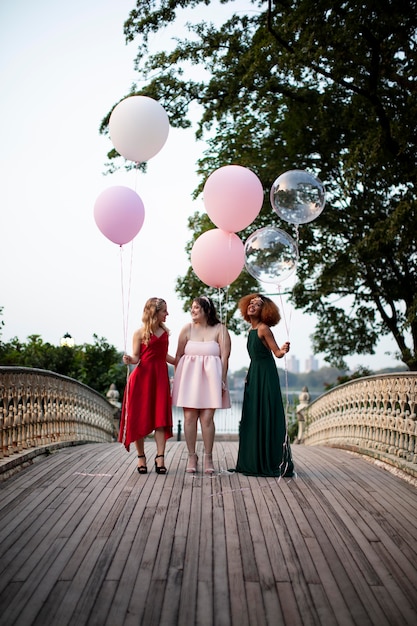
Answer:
xmin=102 ymin=0 xmax=417 ymax=370
xmin=0 ymin=334 xmax=126 ymax=397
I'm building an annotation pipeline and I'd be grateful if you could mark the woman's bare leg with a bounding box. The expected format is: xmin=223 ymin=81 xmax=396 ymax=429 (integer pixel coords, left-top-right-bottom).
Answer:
xmin=154 ymin=428 xmax=167 ymax=471
xmin=199 ymin=408 xmax=215 ymax=454
xmin=200 ymin=408 xmax=216 ymax=473
xmin=134 ymin=438 xmax=146 ymax=469
xmin=183 ymin=408 xmax=199 ymax=472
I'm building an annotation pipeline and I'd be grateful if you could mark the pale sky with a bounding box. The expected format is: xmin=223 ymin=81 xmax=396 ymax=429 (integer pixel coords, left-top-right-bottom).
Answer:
xmin=0 ymin=0 xmax=401 ymax=373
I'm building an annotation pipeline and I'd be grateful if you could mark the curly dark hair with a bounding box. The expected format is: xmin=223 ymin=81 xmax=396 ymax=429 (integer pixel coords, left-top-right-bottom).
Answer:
xmin=238 ymin=293 xmax=281 ymax=327
xmin=194 ymin=296 xmax=221 ymax=326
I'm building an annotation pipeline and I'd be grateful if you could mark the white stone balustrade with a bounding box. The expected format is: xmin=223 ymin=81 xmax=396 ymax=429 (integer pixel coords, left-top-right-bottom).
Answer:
xmin=0 ymin=367 xmax=115 ymax=459
xmin=300 ymin=372 xmax=417 ymax=476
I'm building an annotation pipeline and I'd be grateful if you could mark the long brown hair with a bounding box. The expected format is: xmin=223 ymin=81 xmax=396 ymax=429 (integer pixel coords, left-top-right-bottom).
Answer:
xmin=141 ymin=297 xmax=169 ymax=344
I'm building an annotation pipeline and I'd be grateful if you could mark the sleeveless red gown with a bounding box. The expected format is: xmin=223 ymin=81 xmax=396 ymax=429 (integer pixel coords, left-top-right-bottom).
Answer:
xmin=118 ymin=332 xmax=173 ymax=451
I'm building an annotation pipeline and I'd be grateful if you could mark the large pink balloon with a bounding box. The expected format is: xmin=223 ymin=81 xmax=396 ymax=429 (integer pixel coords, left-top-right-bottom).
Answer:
xmin=191 ymin=229 xmax=245 ymax=288
xmin=109 ymin=95 xmax=170 ymax=163
xmin=94 ymin=186 xmax=145 ymax=245
xmin=203 ymin=165 xmax=264 ymax=232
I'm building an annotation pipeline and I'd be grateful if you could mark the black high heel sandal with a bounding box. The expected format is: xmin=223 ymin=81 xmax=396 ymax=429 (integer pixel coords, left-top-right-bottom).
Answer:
xmin=137 ymin=455 xmax=147 ymax=474
xmin=155 ymin=454 xmax=167 ymax=474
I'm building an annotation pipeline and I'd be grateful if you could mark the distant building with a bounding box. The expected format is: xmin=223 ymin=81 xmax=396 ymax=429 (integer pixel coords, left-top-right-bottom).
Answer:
xmin=287 ymin=355 xmax=300 ymax=373
xmin=305 ymin=355 xmax=319 ymax=372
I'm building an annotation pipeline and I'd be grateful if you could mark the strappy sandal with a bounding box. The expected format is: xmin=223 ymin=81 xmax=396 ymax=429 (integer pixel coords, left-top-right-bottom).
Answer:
xmin=204 ymin=452 xmax=215 ymax=474
xmin=186 ymin=453 xmax=198 ymax=473
xmin=137 ymin=455 xmax=147 ymax=474
xmin=155 ymin=454 xmax=167 ymax=475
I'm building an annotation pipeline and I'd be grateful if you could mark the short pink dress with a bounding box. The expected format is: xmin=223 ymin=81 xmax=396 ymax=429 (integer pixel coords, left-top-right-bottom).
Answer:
xmin=172 ymin=339 xmax=231 ymax=409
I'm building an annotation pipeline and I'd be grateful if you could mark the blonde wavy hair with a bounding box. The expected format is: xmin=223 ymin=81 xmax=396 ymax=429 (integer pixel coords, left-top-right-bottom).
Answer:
xmin=141 ymin=297 xmax=169 ymax=345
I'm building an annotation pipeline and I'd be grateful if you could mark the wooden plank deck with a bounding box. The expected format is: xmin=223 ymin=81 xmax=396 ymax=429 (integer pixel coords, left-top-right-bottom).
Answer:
xmin=0 ymin=441 xmax=416 ymax=626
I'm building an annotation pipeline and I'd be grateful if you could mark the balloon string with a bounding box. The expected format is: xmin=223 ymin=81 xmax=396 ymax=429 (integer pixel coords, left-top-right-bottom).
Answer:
xmin=294 ymin=224 xmax=300 ymax=259
xmin=277 ymin=284 xmax=291 ymax=341
xmin=134 ymin=162 xmax=140 ymax=191
xmin=218 ymin=286 xmax=228 ymax=327
xmin=119 ymin=240 xmax=135 ymax=448
xmin=217 ymin=287 xmax=223 ymax=324
xmin=119 ymin=242 xmax=135 ymax=354
xmin=218 ymin=286 xmax=232 ymax=415
xmin=217 ymin=286 xmax=226 ymax=344
xmin=276 ymin=282 xmax=292 ymax=427
xmin=119 ymin=246 xmax=127 ymax=352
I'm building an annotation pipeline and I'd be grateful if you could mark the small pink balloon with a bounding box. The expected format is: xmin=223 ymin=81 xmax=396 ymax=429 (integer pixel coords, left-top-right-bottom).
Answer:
xmin=191 ymin=229 xmax=245 ymax=288
xmin=203 ymin=165 xmax=264 ymax=232
xmin=94 ymin=186 xmax=145 ymax=245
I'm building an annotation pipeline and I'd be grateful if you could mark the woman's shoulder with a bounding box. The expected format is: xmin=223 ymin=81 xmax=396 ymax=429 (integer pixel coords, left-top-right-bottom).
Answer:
xmin=133 ymin=327 xmax=144 ymax=340
xmin=179 ymin=323 xmax=191 ymax=338
xmin=257 ymin=322 xmax=272 ymax=335
xmin=216 ymin=322 xmax=230 ymax=334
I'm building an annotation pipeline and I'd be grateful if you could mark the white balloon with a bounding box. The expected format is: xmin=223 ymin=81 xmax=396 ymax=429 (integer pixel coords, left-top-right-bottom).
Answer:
xmin=109 ymin=95 xmax=170 ymax=163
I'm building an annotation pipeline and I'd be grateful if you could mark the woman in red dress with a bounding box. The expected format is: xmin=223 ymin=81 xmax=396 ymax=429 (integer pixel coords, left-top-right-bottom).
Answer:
xmin=118 ymin=297 xmax=175 ymax=474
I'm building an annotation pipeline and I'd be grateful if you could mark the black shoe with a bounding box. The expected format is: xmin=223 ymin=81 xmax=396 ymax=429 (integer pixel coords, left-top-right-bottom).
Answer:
xmin=137 ymin=455 xmax=147 ymax=474
xmin=155 ymin=454 xmax=167 ymax=474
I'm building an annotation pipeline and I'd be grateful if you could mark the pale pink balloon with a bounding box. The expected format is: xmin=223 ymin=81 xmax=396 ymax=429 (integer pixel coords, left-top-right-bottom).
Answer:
xmin=94 ymin=186 xmax=145 ymax=245
xmin=203 ymin=165 xmax=264 ymax=232
xmin=109 ymin=96 xmax=170 ymax=163
xmin=191 ymin=229 xmax=245 ymax=288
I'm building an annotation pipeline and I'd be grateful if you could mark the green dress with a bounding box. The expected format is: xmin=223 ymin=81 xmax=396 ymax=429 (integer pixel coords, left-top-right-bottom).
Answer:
xmin=235 ymin=329 xmax=294 ymax=477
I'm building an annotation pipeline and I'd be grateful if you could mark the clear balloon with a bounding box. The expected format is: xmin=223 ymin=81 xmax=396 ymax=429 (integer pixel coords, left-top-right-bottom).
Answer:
xmin=270 ymin=169 xmax=325 ymax=225
xmin=94 ymin=186 xmax=145 ymax=245
xmin=191 ymin=229 xmax=245 ymax=288
xmin=244 ymin=226 xmax=298 ymax=284
xmin=203 ymin=165 xmax=264 ymax=232
xmin=109 ymin=95 xmax=169 ymax=163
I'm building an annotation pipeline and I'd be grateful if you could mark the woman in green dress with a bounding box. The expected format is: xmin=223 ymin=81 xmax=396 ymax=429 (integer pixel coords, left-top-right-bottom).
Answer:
xmin=234 ymin=294 xmax=294 ymax=477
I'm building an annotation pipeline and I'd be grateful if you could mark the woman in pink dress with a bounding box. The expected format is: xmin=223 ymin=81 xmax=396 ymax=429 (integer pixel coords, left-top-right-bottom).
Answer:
xmin=172 ymin=296 xmax=231 ymax=474
xmin=119 ymin=298 xmax=175 ymax=474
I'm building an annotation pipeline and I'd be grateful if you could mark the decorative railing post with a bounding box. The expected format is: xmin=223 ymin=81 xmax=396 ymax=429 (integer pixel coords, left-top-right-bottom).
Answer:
xmin=0 ymin=367 xmax=116 ymax=460
xmin=294 ymin=386 xmax=310 ymax=444
xmin=302 ymin=373 xmax=417 ymax=476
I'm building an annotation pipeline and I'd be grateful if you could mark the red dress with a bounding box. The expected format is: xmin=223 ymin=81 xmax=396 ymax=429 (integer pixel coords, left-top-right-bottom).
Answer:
xmin=118 ymin=332 xmax=173 ymax=451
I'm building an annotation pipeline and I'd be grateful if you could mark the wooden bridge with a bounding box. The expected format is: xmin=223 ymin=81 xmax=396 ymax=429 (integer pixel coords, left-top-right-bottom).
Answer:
xmin=0 ymin=439 xmax=416 ymax=626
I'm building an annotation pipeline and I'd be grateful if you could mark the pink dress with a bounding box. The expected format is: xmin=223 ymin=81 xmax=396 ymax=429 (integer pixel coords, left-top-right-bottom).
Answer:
xmin=172 ymin=339 xmax=231 ymax=409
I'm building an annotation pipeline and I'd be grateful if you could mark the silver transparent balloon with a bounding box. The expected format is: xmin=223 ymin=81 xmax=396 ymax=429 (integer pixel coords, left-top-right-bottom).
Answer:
xmin=270 ymin=169 xmax=326 ymax=225
xmin=244 ymin=226 xmax=299 ymax=284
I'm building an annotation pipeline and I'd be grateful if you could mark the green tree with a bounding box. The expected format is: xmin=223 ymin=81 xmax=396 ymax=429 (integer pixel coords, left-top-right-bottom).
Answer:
xmin=77 ymin=335 xmax=126 ymax=394
xmin=0 ymin=333 xmax=126 ymax=397
xmin=102 ymin=0 xmax=417 ymax=370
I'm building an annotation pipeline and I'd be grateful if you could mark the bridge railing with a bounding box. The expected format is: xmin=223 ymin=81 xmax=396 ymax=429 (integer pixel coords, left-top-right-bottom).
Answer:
xmin=0 ymin=367 xmax=116 ymax=459
xmin=299 ymin=372 xmax=417 ymax=476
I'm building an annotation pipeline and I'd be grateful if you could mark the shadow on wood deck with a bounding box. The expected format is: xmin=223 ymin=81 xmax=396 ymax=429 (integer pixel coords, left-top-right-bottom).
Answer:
xmin=0 ymin=441 xmax=416 ymax=626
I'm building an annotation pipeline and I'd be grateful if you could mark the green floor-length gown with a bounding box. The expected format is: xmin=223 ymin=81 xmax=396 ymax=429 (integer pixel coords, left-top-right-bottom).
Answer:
xmin=235 ymin=329 xmax=294 ymax=477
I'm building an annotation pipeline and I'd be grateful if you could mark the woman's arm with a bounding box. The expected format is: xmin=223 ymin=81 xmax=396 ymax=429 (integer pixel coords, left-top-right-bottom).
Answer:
xmin=259 ymin=325 xmax=290 ymax=358
xmin=123 ymin=328 xmax=143 ymax=365
xmin=218 ymin=324 xmax=232 ymax=388
xmin=166 ymin=353 xmax=176 ymax=366
xmin=175 ymin=325 xmax=189 ymax=363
